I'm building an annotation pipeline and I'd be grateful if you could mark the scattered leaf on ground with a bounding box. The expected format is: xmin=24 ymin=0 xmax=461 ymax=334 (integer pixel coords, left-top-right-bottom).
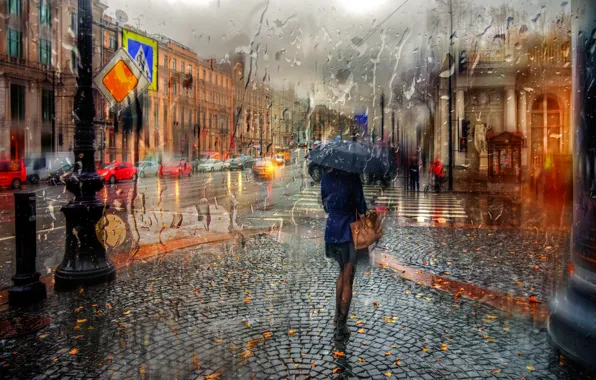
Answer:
xmin=385 ymin=372 xmax=392 ymax=377
xmin=123 ymin=310 xmax=131 ymax=315
xmin=69 ymin=348 xmax=79 ymax=355
xmin=332 ymin=368 xmax=340 ymax=374
xmin=441 ymin=344 xmax=448 ymax=351
xmin=357 ymin=328 xmax=365 ymax=334
xmin=288 ymin=329 xmax=296 ymax=336
xmin=526 ymin=365 xmax=535 ymax=371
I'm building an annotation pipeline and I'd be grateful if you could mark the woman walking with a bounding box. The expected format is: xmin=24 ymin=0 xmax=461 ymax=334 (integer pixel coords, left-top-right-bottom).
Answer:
xmin=321 ymin=168 xmax=367 ymax=341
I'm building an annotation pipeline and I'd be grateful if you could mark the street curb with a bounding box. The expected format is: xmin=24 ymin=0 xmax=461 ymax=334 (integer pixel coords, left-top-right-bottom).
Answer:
xmin=0 ymin=226 xmax=277 ymax=307
xmin=373 ymin=249 xmax=550 ymax=324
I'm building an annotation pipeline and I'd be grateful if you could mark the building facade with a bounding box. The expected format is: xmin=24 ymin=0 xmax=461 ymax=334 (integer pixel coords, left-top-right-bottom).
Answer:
xmin=432 ymin=16 xmax=571 ymax=187
xmin=0 ymin=0 xmax=112 ymax=162
xmin=230 ymin=53 xmax=271 ymax=157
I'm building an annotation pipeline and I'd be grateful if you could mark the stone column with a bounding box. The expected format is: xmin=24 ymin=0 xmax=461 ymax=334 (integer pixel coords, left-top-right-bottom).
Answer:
xmin=519 ymin=90 xmax=528 ymax=167
xmin=504 ymin=86 xmax=517 ymax=132
xmin=548 ymin=0 xmax=596 ymax=369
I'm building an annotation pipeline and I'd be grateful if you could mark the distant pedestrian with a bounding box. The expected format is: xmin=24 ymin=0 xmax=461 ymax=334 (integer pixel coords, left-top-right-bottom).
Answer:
xmin=321 ymin=168 xmax=367 ymax=341
xmin=409 ymin=159 xmax=420 ymax=192
xmin=429 ymin=159 xmax=445 ymax=192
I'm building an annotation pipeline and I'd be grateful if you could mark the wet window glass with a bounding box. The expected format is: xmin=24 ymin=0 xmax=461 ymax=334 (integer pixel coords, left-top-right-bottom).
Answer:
xmin=1 ymin=0 xmax=596 ymax=379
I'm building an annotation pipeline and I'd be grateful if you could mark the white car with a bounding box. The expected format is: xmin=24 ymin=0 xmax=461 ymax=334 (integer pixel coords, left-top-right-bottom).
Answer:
xmin=138 ymin=161 xmax=159 ymax=178
xmin=197 ymin=159 xmax=224 ymax=172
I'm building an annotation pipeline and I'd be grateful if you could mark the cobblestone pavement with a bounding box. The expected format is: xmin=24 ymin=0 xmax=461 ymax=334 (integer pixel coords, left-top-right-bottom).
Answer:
xmin=0 ymin=234 xmax=589 ymax=379
xmin=379 ymin=220 xmax=569 ymax=302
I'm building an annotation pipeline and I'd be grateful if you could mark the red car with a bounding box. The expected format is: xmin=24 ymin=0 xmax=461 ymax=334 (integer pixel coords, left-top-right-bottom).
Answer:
xmin=97 ymin=162 xmax=138 ymax=184
xmin=158 ymin=159 xmax=192 ymax=178
xmin=0 ymin=159 xmax=26 ymax=189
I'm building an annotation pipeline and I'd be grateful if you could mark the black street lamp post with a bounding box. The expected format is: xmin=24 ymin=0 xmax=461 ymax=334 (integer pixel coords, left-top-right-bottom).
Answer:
xmin=54 ymin=0 xmax=115 ymax=290
xmin=447 ymin=0 xmax=454 ymax=191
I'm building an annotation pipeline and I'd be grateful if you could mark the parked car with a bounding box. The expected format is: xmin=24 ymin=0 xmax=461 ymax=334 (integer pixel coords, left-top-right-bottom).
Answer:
xmin=0 ymin=159 xmax=27 ymax=189
xmin=24 ymin=154 xmax=72 ymax=184
xmin=97 ymin=162 xmax=138 ymax=184
xmin=159 ymin=159 xmax=192 ymax=177
xmin=196 ymin=159 xmax=224 ymax=172
xmin=138 ymin=161 xmax=159 ymax=178
xmin=48 ymin=163 xmax=74 ymax=185
xmin=252 ymin=158 xmax=277 ymax=180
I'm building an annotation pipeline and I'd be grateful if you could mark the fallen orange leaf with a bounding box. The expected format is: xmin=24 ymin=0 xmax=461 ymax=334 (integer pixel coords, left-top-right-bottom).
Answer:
xmin=332 ymin=368 xmax=340 ymax=374
xmin=123 ymin=310 xmax=131 ymax=315
xmin=526 ymin=365 xmax=535 ymax=371
xmin=288 ymin=329 xmax=296 ymax=336
xmin=529 ymin=296 xmax=541 ymax=304
xmin=69 ymin=348 xmax=79 ymax=355
xmin=357 ymin=328 xmax=365 ymax=334
xmin=76 ymin=319 xmax=87 ymax=324
xmin=205 ymin=373 xmax=221 ymax=379
xmin=385 ymin=372 xmax=392 ymax=377
xmin=333 ymin=351 xmax=345 ymax=357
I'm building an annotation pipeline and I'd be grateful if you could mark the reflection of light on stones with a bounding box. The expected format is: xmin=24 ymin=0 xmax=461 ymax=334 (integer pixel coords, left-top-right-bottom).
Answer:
xmin=174 ymin=179 xmax=180 ymax=207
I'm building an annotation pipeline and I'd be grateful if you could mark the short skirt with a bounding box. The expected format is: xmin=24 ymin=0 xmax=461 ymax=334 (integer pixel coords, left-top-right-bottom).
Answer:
xmin=325 ymin=242 xmax=368 ymax=267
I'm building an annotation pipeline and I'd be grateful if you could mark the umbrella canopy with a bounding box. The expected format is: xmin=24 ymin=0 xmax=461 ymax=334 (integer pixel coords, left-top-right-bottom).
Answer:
xmin=309 ymin=141 xmax=396 ymax=176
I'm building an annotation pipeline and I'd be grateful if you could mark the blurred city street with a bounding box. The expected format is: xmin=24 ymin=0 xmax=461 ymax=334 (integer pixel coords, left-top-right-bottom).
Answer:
xmin=0 ymin=152 xmax=587 ymax=379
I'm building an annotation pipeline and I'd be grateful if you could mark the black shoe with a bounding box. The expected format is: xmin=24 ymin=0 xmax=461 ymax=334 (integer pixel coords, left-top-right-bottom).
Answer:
xmin=334 ymin=324 xmax=351 ymax=341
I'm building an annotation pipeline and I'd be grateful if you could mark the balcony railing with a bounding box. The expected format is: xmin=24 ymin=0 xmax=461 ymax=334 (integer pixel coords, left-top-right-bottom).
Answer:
xmin=0 ymin=54 xmax=51 ymax=72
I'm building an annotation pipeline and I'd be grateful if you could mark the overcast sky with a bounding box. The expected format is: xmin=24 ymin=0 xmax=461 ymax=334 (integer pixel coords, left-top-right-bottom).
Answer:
xmin=104 ymin=0 xmax=567 ymax=116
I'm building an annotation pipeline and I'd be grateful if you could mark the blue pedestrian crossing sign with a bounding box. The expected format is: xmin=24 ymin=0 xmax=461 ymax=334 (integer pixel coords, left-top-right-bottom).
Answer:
xmin=122 ymin=29 xmax=158 ymax=91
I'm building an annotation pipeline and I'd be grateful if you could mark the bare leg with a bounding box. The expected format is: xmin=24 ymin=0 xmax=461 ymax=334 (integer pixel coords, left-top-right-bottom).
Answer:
xmin=337 ymin=263 xmax=355 ymax=327
xmin=334 ymin=270 xmax=343 ymax=326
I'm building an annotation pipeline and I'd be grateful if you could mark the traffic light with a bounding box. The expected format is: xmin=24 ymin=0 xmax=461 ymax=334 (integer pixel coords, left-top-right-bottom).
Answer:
xmin=121 ymin=105 xmax=133 ymax=133
xmin=459 ymin=50 xmax=467 ymax=72
xmin=460 ymin=119 xmax=470 ymax=151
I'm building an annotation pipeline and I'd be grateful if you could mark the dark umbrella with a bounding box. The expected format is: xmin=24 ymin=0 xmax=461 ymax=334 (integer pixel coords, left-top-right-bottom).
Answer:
xmin=310 ymin=141 xmax=396 ymax=176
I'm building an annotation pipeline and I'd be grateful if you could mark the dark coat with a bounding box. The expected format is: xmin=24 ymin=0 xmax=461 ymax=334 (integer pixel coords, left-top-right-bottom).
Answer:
xmin=321 ymin=169 xmax=367 ymax=243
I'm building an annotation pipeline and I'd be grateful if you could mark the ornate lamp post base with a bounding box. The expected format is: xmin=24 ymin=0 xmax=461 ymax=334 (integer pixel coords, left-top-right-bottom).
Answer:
xmin=54 ymin=179 xmax=115 ymax=291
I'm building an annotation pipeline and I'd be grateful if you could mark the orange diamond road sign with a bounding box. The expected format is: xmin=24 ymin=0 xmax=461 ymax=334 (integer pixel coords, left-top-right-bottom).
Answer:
xmin=94 ymin=48 xmax=149 ymax=108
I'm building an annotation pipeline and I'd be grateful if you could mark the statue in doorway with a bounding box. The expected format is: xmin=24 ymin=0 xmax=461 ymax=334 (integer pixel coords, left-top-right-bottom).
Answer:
xmin=474 ymin=123 xmax=488 ymax=154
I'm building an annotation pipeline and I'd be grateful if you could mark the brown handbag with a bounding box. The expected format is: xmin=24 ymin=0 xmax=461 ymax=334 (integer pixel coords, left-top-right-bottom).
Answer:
xmin=350 ymin=211 xmax=383 ymax=250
